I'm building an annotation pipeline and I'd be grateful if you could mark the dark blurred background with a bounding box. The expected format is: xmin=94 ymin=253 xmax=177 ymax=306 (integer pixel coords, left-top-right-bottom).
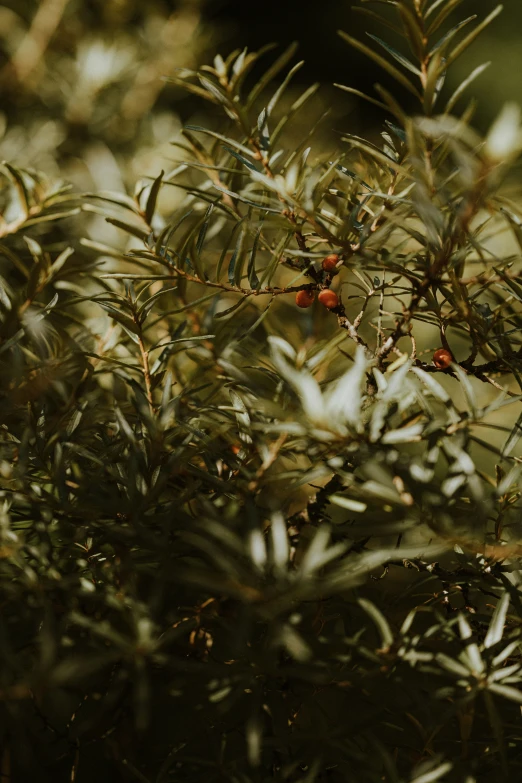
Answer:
xmin=0 ymin=0 xmax=518 ymax=192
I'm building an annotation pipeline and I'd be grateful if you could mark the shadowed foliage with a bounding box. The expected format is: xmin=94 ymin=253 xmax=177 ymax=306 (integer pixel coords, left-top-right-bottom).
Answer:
xmin=2 ymin=2 xmax=522 ymax=782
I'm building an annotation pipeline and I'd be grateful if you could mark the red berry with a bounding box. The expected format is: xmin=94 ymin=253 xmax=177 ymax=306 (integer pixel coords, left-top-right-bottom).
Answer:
xmin=318 ymin=289 xmax=339 ymax=310
xmin=433 ymin=348 xmax=453 ymax=369
xmin=295 ymin=289 xmax=315 ymax=308
xmin=322 ymin=254 xmax=340 ymax=273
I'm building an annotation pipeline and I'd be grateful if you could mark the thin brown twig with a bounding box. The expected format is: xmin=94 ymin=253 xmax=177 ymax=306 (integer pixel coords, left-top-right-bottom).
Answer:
xmin=248 ymin=433 xmax=287 ymax=492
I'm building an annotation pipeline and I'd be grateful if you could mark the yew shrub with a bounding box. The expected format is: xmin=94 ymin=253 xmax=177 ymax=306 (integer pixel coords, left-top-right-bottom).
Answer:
xmin=2 ymin=2 xmax=522 ymax=781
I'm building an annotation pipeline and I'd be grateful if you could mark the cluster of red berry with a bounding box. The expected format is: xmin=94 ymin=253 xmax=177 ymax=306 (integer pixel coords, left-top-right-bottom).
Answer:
xmin=293 ymin=255 xmax=454 ymax=372
xmin=295 ymin=254 xmax=340 ymax=310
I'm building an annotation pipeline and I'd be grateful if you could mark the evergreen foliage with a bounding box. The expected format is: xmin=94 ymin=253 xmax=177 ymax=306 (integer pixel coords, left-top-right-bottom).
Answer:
xmin=2 ymin=2 xmax=522 ymax=781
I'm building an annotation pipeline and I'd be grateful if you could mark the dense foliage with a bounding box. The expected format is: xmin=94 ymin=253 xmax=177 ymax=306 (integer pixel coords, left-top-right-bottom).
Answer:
xmin=2 ymin=1 xmax=522 ymax=781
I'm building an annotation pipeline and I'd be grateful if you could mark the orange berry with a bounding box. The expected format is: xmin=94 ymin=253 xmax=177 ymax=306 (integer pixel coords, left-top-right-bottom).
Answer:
xmin=433 ymin=348 xmax=453 ymax=369
xmin=295 ymin=289 xmax=315 ymax=308
xmin=322 ymin=254 xmax=340 ymax=273
xmin=318 ymin=289 xmax=339 ymax=310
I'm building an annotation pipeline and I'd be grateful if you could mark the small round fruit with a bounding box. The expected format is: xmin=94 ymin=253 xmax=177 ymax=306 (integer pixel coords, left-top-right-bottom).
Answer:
xmin=318 ymin=289 xmax=339 ymax=309
xmin=322 ymin=253 xmax=340 ymax=273
xmin=295 ymin=289 xmax=315 ymax=308
xmin=433 ymin=348 xmax=453 ymax=369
